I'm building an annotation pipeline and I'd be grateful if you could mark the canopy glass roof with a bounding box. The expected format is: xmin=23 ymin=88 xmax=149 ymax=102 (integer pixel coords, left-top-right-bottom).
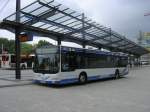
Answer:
xmin=3 ymin=0 xmax=149 ymax=55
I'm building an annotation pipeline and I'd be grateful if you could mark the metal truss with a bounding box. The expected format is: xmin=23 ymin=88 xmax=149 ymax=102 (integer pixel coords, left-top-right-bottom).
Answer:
xmin=0 ymin=0 xmax=149 ymax=56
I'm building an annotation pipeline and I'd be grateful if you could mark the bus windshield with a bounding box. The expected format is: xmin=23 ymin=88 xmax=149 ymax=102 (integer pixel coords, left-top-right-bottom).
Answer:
xmin=34 ymin=47 xmax=60 ymax=74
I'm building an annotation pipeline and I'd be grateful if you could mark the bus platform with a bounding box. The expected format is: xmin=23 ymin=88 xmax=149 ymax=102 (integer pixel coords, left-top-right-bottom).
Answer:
xmin=0 ymin=69 xmax=33 ymax=88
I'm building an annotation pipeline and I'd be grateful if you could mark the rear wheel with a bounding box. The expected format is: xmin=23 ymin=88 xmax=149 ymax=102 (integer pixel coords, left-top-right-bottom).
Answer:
xmin=115 ymin=70 xmax=120 ymax=79
xmin=79 ymin=73 xmax=87 ymax=84
xmin=21 ymin=65 xmax=26 ymax=70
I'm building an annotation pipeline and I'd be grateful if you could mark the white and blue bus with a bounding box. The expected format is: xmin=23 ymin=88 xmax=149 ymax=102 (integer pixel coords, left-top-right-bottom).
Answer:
xmin=33 ymin=45 xmax=129 ymax=85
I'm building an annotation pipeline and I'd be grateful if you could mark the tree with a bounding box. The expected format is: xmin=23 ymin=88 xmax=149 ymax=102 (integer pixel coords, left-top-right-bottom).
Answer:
xmin=8 ymin=40 xmax=15 ymax=54
xmin=0 ymin=38 xmax=15 ymax=53
xmin=0 ymin=38 xmax=54 ymax=55
xmin=0 ymin=38 xmax=34 ymax=55
xmin=21 ymin=43 xmax=33 ymax=55
xmin=36 ymin=40 xmax=52 ymax=48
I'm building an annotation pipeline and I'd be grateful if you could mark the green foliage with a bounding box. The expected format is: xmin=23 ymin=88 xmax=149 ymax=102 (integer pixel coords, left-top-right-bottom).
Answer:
xmin=0 ymin=38 xmax=51 ymax=54
xmin=0 ymin=38 xmax=15 ymax=54
xmin=21 ymin=43 xmax=33 ymax=55
xmin=36 ymin=40 xmax=52 ymax=48
xmin=8 ymin=40 xmax=15 ymax=53
xmin=0 ymin=38 xmax=33 ymax=54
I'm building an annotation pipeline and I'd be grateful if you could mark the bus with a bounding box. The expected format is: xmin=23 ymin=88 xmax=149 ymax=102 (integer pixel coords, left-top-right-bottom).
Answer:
xmin=0 ymin=53 xmax=34 ymax=69
xmin=33 ymin=45 xmax=129 ymax=85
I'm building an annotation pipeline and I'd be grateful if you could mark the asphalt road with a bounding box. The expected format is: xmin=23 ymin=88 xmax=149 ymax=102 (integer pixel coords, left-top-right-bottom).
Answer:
xmin=0 ymin=66 xmax=150 ymax=112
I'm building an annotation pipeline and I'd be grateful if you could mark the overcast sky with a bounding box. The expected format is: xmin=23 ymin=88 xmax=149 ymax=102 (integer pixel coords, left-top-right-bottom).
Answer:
xmin=0 ymin=0 xmax=150 ymax=44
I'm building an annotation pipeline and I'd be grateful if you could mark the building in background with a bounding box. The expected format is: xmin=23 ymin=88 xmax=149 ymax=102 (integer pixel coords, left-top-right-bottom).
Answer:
xmin=137 ymin=31 xmax=150 ymax=64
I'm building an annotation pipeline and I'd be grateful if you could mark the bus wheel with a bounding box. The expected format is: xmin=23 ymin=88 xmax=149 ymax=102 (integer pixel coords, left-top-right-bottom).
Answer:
xmin=79 ymin=72 xmax=87 ymax=84
xmin=21 ymin=65 xmax=26 ymax=70
xmin=115 ymin=70 xmax=120 ymax=79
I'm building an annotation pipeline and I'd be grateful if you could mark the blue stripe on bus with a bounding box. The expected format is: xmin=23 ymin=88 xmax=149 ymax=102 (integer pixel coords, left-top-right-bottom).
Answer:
xmin=33 ymin=78 xmax=78 ymax=85
xmin=33 ymin=71 xmax=129 ymax=86
xmin=33 ymin=74 xmax=117 ymax=85
xmin=88 ymin=76 xmax=100 ymax=80
xmin=59 ymin=78 xmax=78 ymax=84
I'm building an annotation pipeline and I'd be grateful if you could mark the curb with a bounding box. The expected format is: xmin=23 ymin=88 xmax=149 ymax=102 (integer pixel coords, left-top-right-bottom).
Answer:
xmin=0 ymin=82 xmax=33 ymax=88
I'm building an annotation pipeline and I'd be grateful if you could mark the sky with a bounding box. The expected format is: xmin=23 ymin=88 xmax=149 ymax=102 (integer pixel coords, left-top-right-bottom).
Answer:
xmin=0 ymin=0 xmax=150 ymax=45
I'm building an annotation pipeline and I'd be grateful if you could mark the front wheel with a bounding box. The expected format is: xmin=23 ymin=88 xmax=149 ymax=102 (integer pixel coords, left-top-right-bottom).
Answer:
xmin=79 ymin=73 xmax=87 ymax=84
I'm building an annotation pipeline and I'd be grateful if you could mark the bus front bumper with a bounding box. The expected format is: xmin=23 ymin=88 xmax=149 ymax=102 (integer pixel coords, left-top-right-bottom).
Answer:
xmin=33 ymin=79 xmax=59 ymax=85
xmin=33 ymin=78 xmax=78 ymax=85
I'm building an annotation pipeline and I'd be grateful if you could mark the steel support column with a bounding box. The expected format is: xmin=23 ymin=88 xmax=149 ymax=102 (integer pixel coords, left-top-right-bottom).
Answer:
xmin=15 ymin=0 xmax=21 ymax=79
xmin=82 ymin=13 xmax=86 ymax=48
xmin=57 ymin=38 xmax=61 ymax=46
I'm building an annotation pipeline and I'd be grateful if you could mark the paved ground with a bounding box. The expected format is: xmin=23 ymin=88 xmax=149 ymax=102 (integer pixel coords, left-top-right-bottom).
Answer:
xmin=0 ymin=69 xmax=33 ymax=87
xmin=0 ymin=69 xmax=33 ymax=81
xmin=0 ymin=66 xmax=150 ymax=112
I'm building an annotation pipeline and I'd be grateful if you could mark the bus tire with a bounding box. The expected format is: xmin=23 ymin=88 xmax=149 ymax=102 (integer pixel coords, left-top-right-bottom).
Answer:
xmin=79 ymin=72 xmax=87 ymax=84
xmin=115 ymin=69 xmax=120 ymax=79
xmin=21 ymin=65 xmax=26 ymax=70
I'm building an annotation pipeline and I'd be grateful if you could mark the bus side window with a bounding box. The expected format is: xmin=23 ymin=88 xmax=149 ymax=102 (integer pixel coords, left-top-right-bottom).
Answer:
xmin=61 ymin=53 xmax=70 ymax=72
xmin=76 ymin=54 xmax=82 ymax=69
xmin=61 ymin=52 xmax=78 ymax=72
xmin=68 ymin=51 xmax=78 ymax=71
xmin=114 ymin=57 xmax=119 ymax=67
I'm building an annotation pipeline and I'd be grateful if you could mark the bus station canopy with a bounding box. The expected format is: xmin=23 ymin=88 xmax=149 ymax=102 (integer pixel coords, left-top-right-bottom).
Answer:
xmin=0 ymin=0 xmax=149 ymax=56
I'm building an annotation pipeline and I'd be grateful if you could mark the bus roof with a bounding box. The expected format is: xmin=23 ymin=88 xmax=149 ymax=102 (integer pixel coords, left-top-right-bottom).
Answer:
xmin=61 ymin=46 xmax=128 ymax=57
xmin=37 ymin=45 xmax=128 ymax=57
